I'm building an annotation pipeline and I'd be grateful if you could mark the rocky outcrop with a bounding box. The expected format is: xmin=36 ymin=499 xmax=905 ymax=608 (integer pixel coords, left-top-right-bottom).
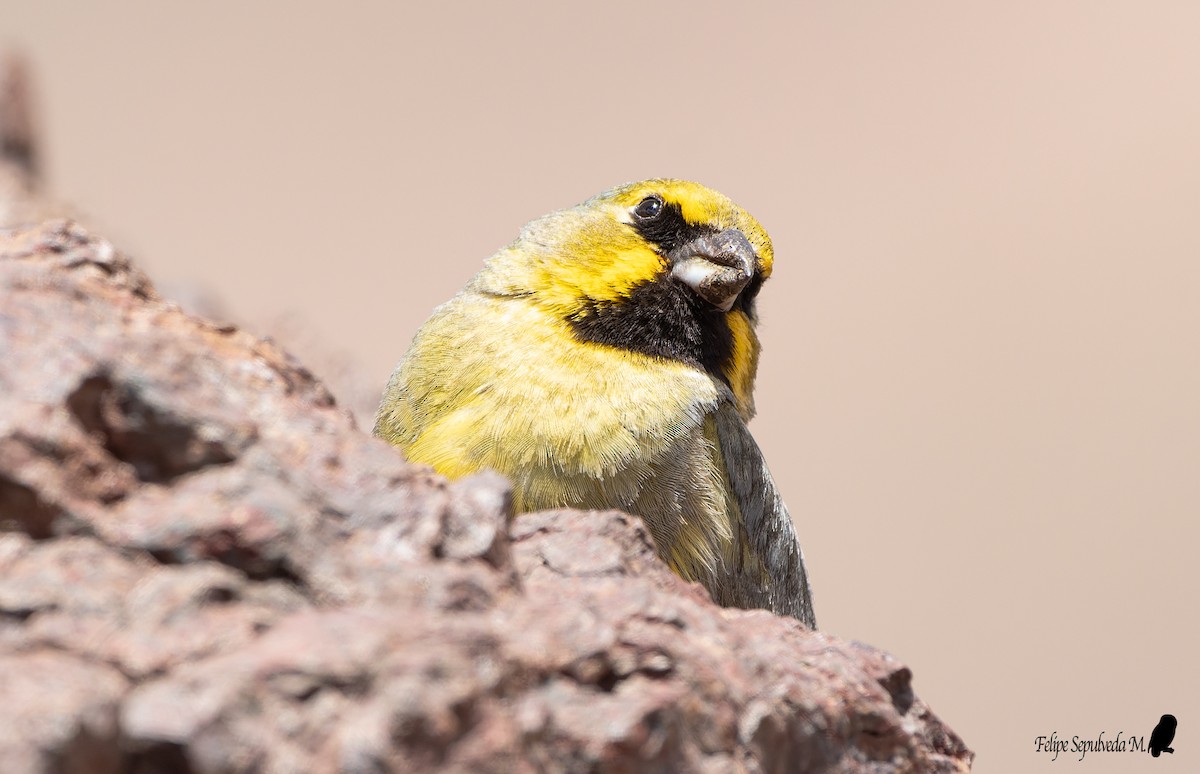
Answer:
xmin=0 ymin=60 xmax=971 ymax=773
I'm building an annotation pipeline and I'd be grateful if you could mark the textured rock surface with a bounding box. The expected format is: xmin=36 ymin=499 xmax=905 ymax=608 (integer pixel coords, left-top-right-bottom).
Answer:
xmin=0 ymin=62 xmax=972 ymax=773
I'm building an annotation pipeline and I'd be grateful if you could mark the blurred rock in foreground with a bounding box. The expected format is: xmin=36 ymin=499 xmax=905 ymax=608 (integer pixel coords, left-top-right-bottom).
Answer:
xmin=0 ymin=58 xmax=971 ymax=774
xmin=0 ymin=221 xmax=972 ymax=773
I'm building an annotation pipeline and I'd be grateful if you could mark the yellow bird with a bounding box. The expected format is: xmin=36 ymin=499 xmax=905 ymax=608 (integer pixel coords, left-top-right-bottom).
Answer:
xmin=375 ymin=180 xmax=815 ymax=626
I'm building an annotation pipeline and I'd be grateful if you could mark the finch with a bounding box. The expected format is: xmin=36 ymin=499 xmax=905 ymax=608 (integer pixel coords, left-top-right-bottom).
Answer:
xmin=375 ymin=179 xmax=815 ymax=626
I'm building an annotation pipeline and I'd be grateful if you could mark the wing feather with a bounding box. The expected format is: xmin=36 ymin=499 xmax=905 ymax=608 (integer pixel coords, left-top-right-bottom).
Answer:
xmin=709 ymin=397 xmax=816 ymax=627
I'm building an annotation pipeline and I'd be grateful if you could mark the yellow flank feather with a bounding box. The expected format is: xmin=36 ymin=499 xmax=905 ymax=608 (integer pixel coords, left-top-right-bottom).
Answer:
xmin=723 ymin=309 xmax=759 ymax=421
xmin=375 ymin=179 xmax=816 ymax=625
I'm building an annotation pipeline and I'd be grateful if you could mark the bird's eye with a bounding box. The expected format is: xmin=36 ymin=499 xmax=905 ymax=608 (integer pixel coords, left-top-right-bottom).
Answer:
xmin=633 ymin=196 xmax=664 ymax=220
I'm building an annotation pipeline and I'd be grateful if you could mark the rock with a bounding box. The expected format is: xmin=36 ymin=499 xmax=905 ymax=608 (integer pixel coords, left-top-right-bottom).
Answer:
xmin=0 ymin=56 xmax=68 ymax=228
xmin=0 ymin=650 xmax=126 ymax=774
xmin=0 ymin=64 xmax=971 ymax=772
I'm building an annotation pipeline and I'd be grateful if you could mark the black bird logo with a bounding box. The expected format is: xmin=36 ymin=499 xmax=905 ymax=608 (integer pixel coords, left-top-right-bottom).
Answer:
xmin=1149 ymin=714 xmax=1177 ymax=757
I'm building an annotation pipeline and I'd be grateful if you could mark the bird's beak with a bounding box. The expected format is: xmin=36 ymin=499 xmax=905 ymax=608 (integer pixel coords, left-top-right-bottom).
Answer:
xmin=668 ymin=228 xmax=757 ymax=312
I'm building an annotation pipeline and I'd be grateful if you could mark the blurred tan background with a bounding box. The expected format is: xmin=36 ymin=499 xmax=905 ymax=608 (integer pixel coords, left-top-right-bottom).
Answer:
xmin=6 ymin=1 xmax=1198 ymax=770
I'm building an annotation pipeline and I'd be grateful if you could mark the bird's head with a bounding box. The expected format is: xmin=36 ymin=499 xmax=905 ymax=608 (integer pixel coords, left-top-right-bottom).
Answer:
xmin=478 ymin=179 xmax=776 ymax=418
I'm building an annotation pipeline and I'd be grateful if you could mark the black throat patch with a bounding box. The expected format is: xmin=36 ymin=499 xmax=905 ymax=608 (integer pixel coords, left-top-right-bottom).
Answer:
xmin=569 ymin=276 xmax=735 ymax=383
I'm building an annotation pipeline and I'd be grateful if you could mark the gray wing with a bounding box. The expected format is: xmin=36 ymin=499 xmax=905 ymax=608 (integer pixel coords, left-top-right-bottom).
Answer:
xmin=711 ymin=399 xmax=816 ymax=627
